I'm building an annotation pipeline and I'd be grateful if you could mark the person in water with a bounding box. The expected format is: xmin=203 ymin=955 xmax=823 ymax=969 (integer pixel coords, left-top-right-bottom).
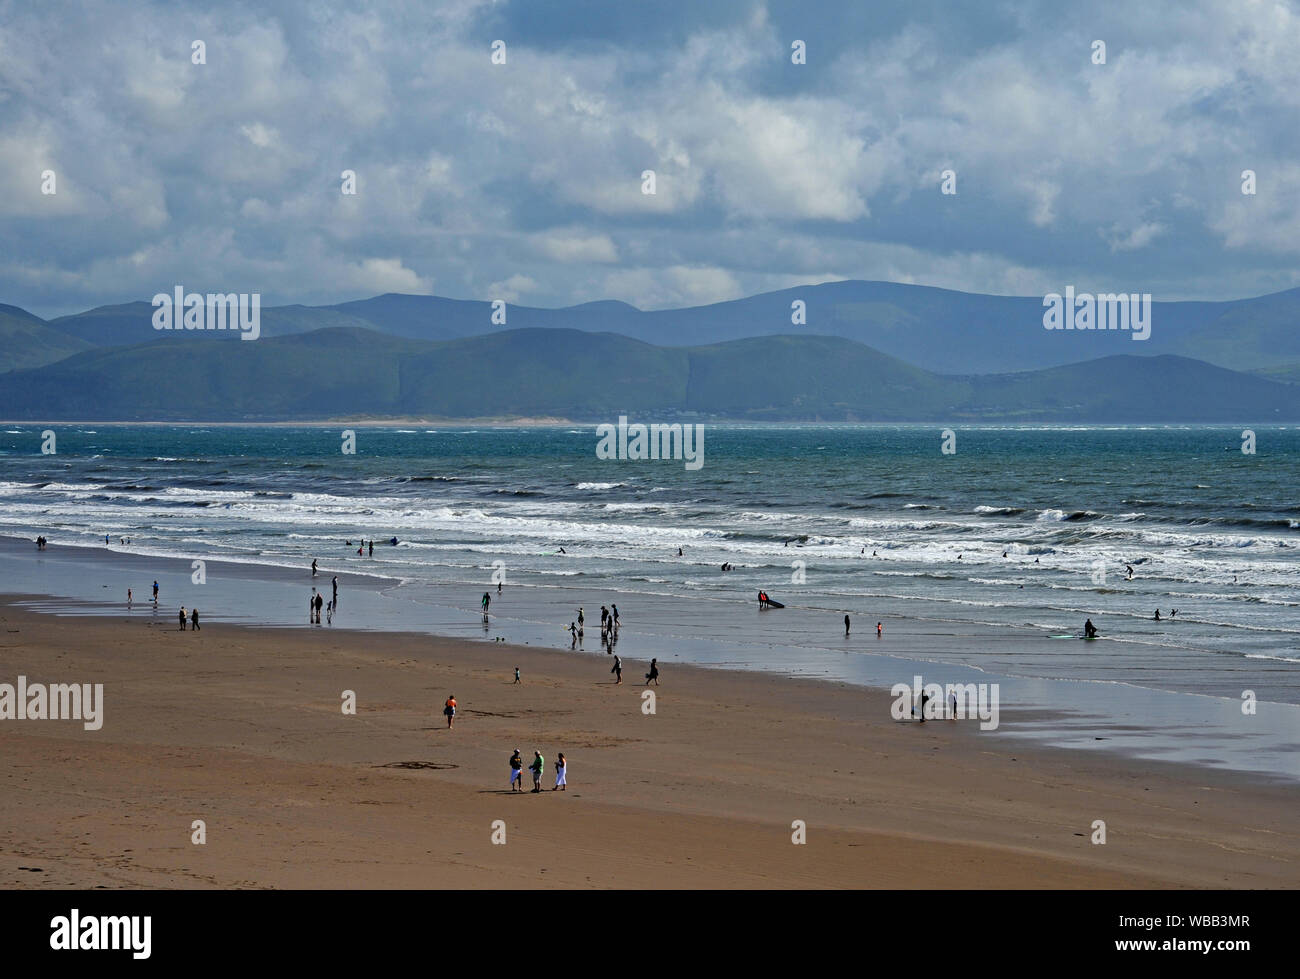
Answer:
xmin=311 ymin=559 xmax=318 ymax=577
xmin=1084 ymin=618 xmax=1098 ymax=638
xmin=844 ymin=614 xmax=850 ymax=635
xmin=876 ymin=621 xmax=882 ymax=637
xmin=1153 ymin=609 xmax=1161 ymax=621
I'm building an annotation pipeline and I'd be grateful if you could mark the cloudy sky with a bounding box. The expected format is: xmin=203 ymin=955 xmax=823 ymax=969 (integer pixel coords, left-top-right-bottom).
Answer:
xmin=2 ymin=0 xmax=1297 ymax=317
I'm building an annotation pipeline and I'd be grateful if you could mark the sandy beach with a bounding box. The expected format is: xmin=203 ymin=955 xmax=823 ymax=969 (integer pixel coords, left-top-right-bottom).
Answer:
xmin=1 ymin=600 xmax=1296 ymax=889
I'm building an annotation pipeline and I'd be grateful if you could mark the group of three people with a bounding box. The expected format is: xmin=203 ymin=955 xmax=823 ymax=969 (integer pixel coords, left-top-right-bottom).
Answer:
xmin=510 ymin=748 xmax=566 ymax=792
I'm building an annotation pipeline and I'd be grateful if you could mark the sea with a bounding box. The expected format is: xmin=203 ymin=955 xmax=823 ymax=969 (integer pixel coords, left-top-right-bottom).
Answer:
xmin=1 ymin=424 xmax=1297 ymax=778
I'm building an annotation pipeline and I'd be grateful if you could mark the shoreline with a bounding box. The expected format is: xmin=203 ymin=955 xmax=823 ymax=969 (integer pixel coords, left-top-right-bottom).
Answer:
xmin=6 ymin=534 xmax=1300 ymax=785
xmin=2 ymin=600 xmax=1297 ymax=888
xmin=4 ymin=534 xmax=1299 ymax=783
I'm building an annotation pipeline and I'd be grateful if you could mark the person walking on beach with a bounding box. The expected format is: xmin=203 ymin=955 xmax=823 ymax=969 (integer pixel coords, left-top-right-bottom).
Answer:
xmin=315 ymin=591 xmax=324 ymax=622
xmin=190 ymin=607 xmax=199 ymax=631
xmin=510 ymin=749 xmax=523 ymax=791
xmin=844 ymin=614 xmax=851 ymax=635
xmin=645 ymin=658 xmax=659 ymax=685
xmin=600 ymin=606 xmax=608 ymax=632
xmin=332 ymin=576 xmax=338 ymax=606
xmin=514 ymin=666 xmax=521 ymax=684
xmin=178 ymin=606 xmax=187 ymax=631
xmin=554 ymin=752 xmax=567 ymax=791
xmin=612 ymin=654 xmax=622 ymax=684
xmin=311 ymin=559 xmax=318 ymax=577
xmin=577 ymin=607 xmax=584 ymax=631
xmin=612 ymin=604 xmax=620 ymax=629
xmin=443 ymin=694 xmax=457 ymax=729
xmin=530 ymin=751 xmax=544 ymax=793
xmin=152 ymin=580 xmax=159 ymax=604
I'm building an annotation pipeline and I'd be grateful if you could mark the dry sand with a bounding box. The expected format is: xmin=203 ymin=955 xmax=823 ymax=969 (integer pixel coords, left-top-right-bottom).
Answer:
xmin=1 ymin=602 xmax=1296 ymax=889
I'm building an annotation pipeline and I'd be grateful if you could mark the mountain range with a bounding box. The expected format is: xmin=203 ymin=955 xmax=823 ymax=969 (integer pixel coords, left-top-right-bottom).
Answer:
xmin=2 ymin=281 xmax=1298 ymax=421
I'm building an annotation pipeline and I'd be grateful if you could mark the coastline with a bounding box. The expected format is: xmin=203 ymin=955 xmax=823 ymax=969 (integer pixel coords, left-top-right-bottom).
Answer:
xmin=1 ymin=600 xmax=1298 ymax=888
xmin=4 ymin=535 xmax=1298 ymax=783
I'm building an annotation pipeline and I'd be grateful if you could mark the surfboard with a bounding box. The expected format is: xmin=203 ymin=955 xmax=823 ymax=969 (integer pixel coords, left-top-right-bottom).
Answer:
xmin=764 ymin=599 xmax=785 ymax=609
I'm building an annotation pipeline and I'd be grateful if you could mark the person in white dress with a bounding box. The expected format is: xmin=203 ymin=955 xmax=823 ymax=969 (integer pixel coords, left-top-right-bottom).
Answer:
xmin=553 ymin=752 xmax=567 ymax=791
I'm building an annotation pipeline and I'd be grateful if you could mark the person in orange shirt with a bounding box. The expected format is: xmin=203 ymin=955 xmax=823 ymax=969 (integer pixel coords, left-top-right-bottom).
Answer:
xmin=443 ymin=695 xmax=457 ymax=729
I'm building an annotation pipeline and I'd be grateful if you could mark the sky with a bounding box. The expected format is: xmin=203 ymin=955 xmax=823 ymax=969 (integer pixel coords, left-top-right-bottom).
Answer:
xmin=1 ymin=0 xmax=1298 ymax=318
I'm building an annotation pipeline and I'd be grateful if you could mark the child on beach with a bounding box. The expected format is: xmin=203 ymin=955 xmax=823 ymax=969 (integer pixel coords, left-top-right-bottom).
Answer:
xmin=510 ymin=749 xmax=523 ymax=791
xmin=514 ymin=667 xmax=521 ymax=684
xmin=554 ymin=753 xmax=567 ymax=791
xmin=530 ymin=751 xmax=544 ymax=793
xmin=444 ymin=695 xmax=457 ymax=729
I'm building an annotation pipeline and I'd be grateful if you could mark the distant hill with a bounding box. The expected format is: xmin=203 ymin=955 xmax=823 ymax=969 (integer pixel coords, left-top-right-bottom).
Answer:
xmin=1 ymin=326 xmax=1295 ymax=422
xmin=0 ymin=307 xmax=93 ymax=373
xmin=29 ymin=281 xmax=1300 ymax=377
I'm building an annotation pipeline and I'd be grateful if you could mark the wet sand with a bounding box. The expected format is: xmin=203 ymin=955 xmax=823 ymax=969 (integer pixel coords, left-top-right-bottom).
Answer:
xmin=1 ymin=602 xmax=1296 ymax=889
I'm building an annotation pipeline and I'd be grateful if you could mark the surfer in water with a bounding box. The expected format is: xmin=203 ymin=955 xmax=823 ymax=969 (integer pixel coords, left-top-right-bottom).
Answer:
xmin=1084 ymin=618 xmax=1098 ymax=639
xmin=1126 ymin=564 xmax=1134 ymax=580
xmin=844 ymin=614 xmax=850 ymax=635
xmin=1153 ymin=609 xmax=1161 ymax=621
